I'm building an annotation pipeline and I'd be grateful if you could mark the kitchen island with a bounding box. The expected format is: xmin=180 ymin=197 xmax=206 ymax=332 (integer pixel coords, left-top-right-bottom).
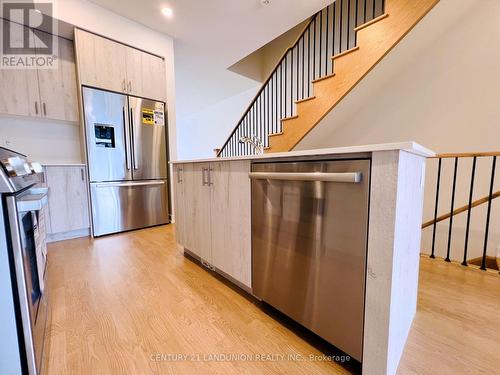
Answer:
xmin=171 ymin=142 xmax=433 ymax=375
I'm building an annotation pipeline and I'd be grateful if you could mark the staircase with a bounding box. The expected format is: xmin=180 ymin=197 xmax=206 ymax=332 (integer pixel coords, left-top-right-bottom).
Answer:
xmin=218 ymin=0 xmax=439 ymax=157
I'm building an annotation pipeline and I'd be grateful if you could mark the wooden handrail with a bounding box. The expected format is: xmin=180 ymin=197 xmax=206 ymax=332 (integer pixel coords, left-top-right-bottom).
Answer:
xmin=430 ymin=152 xmax=500 ymax=159
xmin=422 ymin=190 xmax=500 ymax=229
xmin=217 ymin=15 xmax=316 ymax=157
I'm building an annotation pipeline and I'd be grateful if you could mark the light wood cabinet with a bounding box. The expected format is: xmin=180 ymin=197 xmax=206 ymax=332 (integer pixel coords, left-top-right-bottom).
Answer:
xmin=0 ymin=20 xmax=43 ymax=118
xmin=75 ymin=29 xmax=128 ymax=94
xmin=75 ymin=29 xmax=166 ymax=101
xmin=44 ymin=166 xmax=90 ymax=236
xmin=140 ymin=53 xmax=166 ymax=101
xmin=125 ymin=47 xmax=143 ymax=97
xmin=36 ymin=37 xmax=79 ymax=122
xmin=173 ymin=160 xmax=252 ymax=288
xmin=0 ymin=19 xmax=79 ymax=122
xmin=209 ymin=161 xmax=252 ymax=287
xmin=173 ymin=164 xmax=187 ymax=247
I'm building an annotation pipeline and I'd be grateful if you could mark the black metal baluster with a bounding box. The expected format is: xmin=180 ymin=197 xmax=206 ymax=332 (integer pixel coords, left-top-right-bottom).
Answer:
xmin=307 ymin=27 xmax=311 ymax=96
xmin=325 ymin=5 xmax=329 ymax=75
xmin=445 ymin=157 xmax=459 ymax=262
xmin=347 ymin=0 xmax=351 ymax=50
xmin=481 ymin=156 xmax=497 ymax=270
xmin=364 ymin=0 xmax=367 ymax=23
xmin=259 ymin=96 xmax=263 ymax=146
xmin=296 ymin=44 xmax=299 ymax=103
xmin=355 ymin=0 xmax=359 ymax=27
xmin=319 ymin=9 xmax=323 ymax=77
xmin=372 ymin=0 xmax=376 ymax=19
xmin=302 ymin=36 xmax=305 ymax=100
xmin=237 ymin=126 xmax=241 ymax=156
xmin=252 ymin=104 xmax=255 ymax=151
xmin=283 ymin=53 xmax=288 ymax=117
xmin=274 ymin=71 xmax=277 ymax=134
xmin=271 ymin=74 xmax=274 ymax=135
xmin=332 ymin=2 xmax=336 ymax=71
xmin=280 ymin=61 xmax=284 ymax=123
xmin=290 ymin=49 xmax=293 ymax=115
xmin=340 ymin=0 xmax=344 ymax=52
xmin=313 ymin=17 xmax=317 ymax=80
xmin=431 ymin=158 xmax=442 ymax=258
xmin=268 ymin=81 xmax=272 ymax=146
xmin=462 ymin=156 xmax=477 ymax=266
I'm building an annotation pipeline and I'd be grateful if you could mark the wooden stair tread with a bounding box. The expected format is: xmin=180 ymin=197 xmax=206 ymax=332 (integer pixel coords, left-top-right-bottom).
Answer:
xmin=331 ymin=46 xmax=360 ymax=60
xmin=281 ymin=115 xmax=298 ymax=122
xmin=312 ymin=73 xmax=335 ymax=84
xmin=268 ymin=132 xmax=284 ymax=137
xmin=354 ymin=13 xmax=389 ymax=31
xmin=296 ymin=96 xmax=316 ymax=104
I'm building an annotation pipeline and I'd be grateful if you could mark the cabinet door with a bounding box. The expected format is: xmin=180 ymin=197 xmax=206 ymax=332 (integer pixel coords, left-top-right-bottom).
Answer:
xmin=173 ymin=164 xmax=186 ymax=247
xmin=141 ymin=53 xmax=166 ymax=101
xmin=125 ymin=47 xmax=143 ymax=97
xmin=75 ymin=29 xmax=127 ymax=93
xmin=45 ymin=166 xmax=90 ymax=234
xmin=183 ymin=163 xmax=212 ymax=261
xmin=0 ymin=20 xmax=40 ymax=117
xmin=36 ymin=37 xmax=79 ymax=122
xmin=210 ymin=161 xmax=252 ymax=288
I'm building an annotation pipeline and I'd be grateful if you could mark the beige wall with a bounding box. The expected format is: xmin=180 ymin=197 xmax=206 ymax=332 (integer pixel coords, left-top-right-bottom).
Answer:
xmin=296 ymin=0 xmax=500 ymax=261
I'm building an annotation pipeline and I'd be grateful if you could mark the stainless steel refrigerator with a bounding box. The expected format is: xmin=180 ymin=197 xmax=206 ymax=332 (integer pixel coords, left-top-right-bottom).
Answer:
xmin=82 ymin=87 xmax=170 ymax=237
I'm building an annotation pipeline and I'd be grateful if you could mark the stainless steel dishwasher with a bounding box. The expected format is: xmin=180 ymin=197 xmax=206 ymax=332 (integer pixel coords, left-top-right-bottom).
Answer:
xmin=250 ymin=159 xmax=370 ymax=361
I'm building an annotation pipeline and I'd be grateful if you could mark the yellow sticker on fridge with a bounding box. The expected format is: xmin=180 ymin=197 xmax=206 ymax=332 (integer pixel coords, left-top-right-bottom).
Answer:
xmin=142 ymin=108 xmax=154 ymax=125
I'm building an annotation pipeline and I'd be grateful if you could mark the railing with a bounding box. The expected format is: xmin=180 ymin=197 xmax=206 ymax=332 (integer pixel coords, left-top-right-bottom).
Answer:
xmin=218 ymin=0 xmax=386 ymax=158
xmin=423 ymin=152 xmax=499 ymax=272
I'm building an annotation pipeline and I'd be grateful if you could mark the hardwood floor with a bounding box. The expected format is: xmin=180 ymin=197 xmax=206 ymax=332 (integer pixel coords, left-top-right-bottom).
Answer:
xmin=42 ymin=225 xmax=500 ymax=374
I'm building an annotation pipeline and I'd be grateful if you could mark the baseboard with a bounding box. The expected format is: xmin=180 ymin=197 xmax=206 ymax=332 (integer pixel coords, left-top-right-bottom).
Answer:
xmin=47 ymin=228 xmax=90 ymax=243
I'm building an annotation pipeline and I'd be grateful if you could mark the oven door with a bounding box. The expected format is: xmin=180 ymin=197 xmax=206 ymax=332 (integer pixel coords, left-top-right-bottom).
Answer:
xmin=6 ymin=191 xmax=48 ymax=375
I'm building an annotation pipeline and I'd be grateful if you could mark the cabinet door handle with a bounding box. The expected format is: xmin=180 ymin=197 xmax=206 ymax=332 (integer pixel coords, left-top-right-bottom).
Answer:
xmin=177 ymin=168 xmax=183 ymax=183
xmin=80 ymin=168 xmax=85 ymax=181
xmin=202 ymin=168 xmax=209 ymax=186
xmin=42 ymin=102 xmax=47 ymax=116
xmin=208 ymin=168 xmax=214 ymax=186
xmin=35 ymin=101 xmax=39 ymax=115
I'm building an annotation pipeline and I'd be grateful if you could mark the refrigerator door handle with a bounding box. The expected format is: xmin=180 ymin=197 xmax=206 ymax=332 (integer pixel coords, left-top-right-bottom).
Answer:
xmin=130 ymin=107 xmax=138 ymax=170
xmin=123 ymin=107 xmax=130 ymax=170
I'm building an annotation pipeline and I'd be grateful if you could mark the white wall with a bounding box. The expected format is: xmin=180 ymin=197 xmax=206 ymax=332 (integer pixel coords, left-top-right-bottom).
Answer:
xmin=0 ymin=0 xmax=176 ymax=162
xmin=296 ymin=0 xmax=500 ymax=262
xmin=0 ymin=117 xmax=81 ymax=163
xmin=177 ymin=86 xmax=258 ymax=160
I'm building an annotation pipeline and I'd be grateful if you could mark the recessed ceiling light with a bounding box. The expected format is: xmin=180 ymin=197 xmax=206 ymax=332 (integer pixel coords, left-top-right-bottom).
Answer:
xmin=161 ymin=7 xmax=173 ymax=17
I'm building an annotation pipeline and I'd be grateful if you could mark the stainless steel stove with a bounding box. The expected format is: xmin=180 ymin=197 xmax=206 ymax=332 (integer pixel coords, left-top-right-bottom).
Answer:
xmin=0 ymin=147 xmax=48 ymax=374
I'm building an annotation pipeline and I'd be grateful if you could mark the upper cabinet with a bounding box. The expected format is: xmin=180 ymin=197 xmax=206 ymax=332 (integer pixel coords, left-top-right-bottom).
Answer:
xmin=75 ymin=29 xmax=128 ymax=94
xmin=36 ymin=37 xmax=80 ymax=122
xmin=0 ymin=19 xmax=79 ymax=122
xmin=75 ymin=29 xmax=166 ymax=102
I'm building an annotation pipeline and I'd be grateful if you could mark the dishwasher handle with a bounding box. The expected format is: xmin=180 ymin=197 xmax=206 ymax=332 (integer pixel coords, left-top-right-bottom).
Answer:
xmin=249 ymin=171 xmax=362 ymax=183
xmin=94 ymin=181 xmax=165 ymax=188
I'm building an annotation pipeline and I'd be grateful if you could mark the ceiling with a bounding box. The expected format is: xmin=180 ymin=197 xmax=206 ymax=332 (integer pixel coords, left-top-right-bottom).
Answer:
xmin=88 ymin=0 xmax=330 ymax=68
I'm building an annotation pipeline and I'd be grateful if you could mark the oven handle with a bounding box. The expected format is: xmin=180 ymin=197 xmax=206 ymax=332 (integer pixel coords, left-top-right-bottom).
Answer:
xmin=94 ymin=181 xmax=165 ymax=188
xmin=248 ymin=172 xmax=362 ymax=183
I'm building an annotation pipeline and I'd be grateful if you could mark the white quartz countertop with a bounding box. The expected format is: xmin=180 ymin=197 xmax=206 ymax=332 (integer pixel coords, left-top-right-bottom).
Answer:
xmin=171 ymin=142 xmax=435 ymax=164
